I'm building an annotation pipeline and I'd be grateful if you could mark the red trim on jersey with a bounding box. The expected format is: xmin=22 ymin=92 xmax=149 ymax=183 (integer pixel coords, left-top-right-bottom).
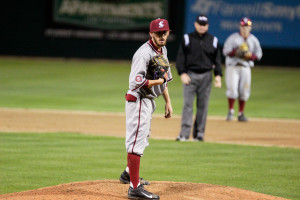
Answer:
xmin=250 ymin=53 xmax=258 ymax=61
xmin=131 ymin=99 xmax=142 ymax=153
xmin=167 ymin=78 xmax=173 ymax=82
xmin=148 ymin=39 xmax=162 ymax=54
xmin=228 ymin=48 xmax=237 ymax=57
xmin=141 ymin=80 xmax=149 ymax=88
xmin=132 ymin=79 xmax=148 ymax=91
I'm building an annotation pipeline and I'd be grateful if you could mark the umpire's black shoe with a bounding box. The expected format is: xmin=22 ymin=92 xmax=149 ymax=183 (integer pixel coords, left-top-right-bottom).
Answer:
xmin=193 ymin=137 xmax=204 ymax=142
xmin=238 ymin=113 xmax=248 ymax=122
xmin=128 ymin=184 xmax=159 ymax=199
xmin=119 ymin=170 xmax=150 ymax=185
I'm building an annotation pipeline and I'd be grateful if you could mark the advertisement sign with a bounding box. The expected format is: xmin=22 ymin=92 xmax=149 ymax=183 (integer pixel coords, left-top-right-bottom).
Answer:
xmin=185 ymin=0 xmax=300 ymax=48
xmin=53 ymin=0 xmax=168 ymax=30
xmin=45 ymin=0 xmax=173 ymax=42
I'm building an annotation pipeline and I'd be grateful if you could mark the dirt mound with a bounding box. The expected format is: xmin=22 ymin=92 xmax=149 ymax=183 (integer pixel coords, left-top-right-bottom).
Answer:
xmin=0 ymin=180 xmax=288 ymax=200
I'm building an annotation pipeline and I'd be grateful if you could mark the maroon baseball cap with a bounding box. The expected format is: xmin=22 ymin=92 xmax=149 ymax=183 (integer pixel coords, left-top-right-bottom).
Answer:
xmin=149 ymin=18 xmax=170 ymax=32
xmin=240 ymin=17 xmax=252 ymax=26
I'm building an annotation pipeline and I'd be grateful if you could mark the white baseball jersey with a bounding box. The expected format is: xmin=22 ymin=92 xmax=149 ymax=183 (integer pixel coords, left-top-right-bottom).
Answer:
xmin=223 ymin=32 xmax=262 ymax=67
xmin=223 ymin=32 xmax=262 ymax=101
xmin=127 ymin=41 xmax=173 ymax=99
xmin=125 ymin=40 xmax=173 ymax=156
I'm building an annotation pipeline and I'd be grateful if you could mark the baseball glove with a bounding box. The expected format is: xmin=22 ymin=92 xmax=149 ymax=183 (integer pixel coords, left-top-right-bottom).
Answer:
xmin=235 ymin=42 xmax=249 ymax=58
xmin=146 ymin=55 xmax=170 ymax=83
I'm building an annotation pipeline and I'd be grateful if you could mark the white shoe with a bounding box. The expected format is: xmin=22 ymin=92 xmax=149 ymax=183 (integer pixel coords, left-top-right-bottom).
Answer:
xmin=175 ymin=136 xmax=187 ymax=142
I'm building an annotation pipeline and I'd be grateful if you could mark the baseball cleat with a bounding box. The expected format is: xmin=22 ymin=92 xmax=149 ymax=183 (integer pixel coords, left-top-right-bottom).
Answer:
xmin=226 ymin=111 xmax=234 ymax=121
xmin=128 ymin=184 xmax=160 ymax=199
xmin=238 ymin=113 xmax=248 ymax=122
xmin=119 ymin=170 xmax=150 ymax=185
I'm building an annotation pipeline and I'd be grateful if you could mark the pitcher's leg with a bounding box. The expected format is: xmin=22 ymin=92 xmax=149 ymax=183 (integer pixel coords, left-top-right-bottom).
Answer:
xmin=125 ymin=98 xmax=153 ymax=189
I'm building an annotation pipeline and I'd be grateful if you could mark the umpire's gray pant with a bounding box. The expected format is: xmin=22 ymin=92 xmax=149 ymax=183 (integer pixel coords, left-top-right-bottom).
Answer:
xmin=179 ymin=70 xmax=212 ymax=139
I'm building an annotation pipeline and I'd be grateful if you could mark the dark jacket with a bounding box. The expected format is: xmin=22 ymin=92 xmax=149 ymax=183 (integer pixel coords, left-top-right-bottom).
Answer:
xmin=176 ymin=31 xmax=222 ymax=76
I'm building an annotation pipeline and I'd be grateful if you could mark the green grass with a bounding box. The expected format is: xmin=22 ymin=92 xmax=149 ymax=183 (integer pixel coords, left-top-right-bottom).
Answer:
xmin=0 ymin=58 xmax=300 ymax=119
xmin=0 ymin=133 xmax=299 ymax=199
xmin=0 ymin=57 xmax=299 ymax=199
xmin=0 ymin=58 xmax=130 ymax=112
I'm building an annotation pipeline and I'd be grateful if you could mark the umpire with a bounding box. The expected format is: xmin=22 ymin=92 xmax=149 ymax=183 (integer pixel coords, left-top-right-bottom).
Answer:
xmin=175 ymin=15 xmax=222 ymax=142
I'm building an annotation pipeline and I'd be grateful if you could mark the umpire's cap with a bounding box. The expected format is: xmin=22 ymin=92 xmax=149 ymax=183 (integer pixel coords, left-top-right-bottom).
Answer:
xmin=150 ymin=18 xmax=170 ymax=32
xmin=240 ymin=17 xmax=252 ymax=26
xmin=196 ymin=15 xmax=209 ymax=25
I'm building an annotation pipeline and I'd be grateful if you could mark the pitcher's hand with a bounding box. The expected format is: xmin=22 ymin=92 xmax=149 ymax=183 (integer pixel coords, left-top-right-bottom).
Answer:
xmin=165 ymin=102 xmax=173 ymax=118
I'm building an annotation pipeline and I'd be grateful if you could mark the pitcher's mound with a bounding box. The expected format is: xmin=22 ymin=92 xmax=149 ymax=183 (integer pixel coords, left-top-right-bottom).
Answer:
xmin=0 ymin=180 xmax=288 ymax=200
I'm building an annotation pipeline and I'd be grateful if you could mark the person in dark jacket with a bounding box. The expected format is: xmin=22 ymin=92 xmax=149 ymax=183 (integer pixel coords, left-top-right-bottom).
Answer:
xmin=175 ymin=15 xmax=222 ymax=142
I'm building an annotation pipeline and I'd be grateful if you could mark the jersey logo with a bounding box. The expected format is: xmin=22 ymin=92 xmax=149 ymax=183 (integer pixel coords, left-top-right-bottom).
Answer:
xmin=159 ymin=21 xmax=164 ymax=28
xmin=135 ymin=75 xmax=142 ymax=82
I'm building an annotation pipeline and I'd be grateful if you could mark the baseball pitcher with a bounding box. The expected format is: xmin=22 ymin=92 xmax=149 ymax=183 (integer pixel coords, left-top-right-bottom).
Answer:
xmin=223 ymin=17 xmax=263 ymax=121
xmin=119 ymin=18 xmax=173 ymax=199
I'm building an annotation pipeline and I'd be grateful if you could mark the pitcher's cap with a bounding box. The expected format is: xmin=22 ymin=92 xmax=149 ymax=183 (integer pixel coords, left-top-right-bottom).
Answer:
xmin=196 ymin=15 xmax=209 ymax=25
xmin=240 ymin=17 xmax=252 ymax=26
xmin=150 ymin=18 xmax=170 ymax=32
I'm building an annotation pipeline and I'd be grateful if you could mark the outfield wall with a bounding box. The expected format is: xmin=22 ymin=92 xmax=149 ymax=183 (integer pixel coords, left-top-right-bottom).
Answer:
xmin=1 ymin=0 xmax=299 ymax=66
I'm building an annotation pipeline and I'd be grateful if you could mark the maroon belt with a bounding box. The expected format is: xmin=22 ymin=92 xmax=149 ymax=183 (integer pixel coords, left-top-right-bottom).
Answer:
xmin=125 ymin=94 xmax=137 ymax=102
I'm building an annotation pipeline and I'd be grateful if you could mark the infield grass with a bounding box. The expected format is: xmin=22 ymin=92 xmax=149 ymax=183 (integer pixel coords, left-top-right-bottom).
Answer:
xmin=0 ymin=57 xmax=300 ymax=119
xmin=0 ymin=132 xmax=299 ymax=199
